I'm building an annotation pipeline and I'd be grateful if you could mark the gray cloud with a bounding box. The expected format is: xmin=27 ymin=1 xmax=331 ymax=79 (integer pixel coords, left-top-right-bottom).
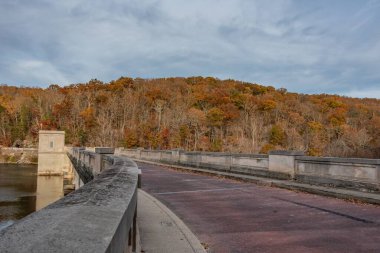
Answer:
xmin=0 ymin=0 xmax=379 ymax=98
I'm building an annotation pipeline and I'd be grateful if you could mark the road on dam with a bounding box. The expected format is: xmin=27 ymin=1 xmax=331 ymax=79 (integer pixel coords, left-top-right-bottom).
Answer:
xmin=137 ymin=161 xmax=380 ymax=253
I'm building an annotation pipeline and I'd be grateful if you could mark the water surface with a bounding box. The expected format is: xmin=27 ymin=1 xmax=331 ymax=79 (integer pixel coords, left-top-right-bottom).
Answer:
xmin=0 ymin=164 xmax=63 ymax=231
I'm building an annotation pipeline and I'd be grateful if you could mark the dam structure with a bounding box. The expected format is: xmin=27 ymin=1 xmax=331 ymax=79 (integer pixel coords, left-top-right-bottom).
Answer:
xmin=37 ymin=130 xmax=72 ymax=176
xmin=0 ymin=147 xmax=142 ymax=253
xmin=0 ymin=144 xmax=379 ymax=252
xmin=118 ymin=148 xmax=380 ymax=202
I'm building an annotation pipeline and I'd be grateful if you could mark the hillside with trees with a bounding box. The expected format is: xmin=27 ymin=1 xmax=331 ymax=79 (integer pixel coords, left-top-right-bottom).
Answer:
xmin=0 ymin=77 xmax=379 ymax=158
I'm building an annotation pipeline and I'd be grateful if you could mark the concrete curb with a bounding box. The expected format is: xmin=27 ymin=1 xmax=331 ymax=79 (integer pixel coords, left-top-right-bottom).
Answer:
xmin=135 ymin=223 xmax=142 ymax=253
xmin=133 ymin=159 xmax=380 ymax=205
xmin=138 ymin=189 xmax=207 ymax=253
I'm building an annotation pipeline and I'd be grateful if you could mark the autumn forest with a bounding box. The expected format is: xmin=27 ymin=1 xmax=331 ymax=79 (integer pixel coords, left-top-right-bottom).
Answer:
xmin=0 ymin=77 xmax=379 ymax=158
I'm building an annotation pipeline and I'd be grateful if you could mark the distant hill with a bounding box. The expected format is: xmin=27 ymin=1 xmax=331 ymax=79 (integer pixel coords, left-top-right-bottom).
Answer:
xmin=0 ymin=76 xmax=379 ymax=158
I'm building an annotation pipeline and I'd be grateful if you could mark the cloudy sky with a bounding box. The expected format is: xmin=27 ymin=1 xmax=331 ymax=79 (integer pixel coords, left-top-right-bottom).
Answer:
xmin=1 ymin=0 xmax=380 ymax=98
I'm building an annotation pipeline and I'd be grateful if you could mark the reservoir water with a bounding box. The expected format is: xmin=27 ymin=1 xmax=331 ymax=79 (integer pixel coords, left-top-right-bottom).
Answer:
xmin=0 ymin=164 xmax=64 ymax=231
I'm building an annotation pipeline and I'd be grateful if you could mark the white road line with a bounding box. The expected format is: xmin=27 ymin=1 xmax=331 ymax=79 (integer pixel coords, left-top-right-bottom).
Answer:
xmin=181 ymin=179 xmax=217 ymax=182
xmin=155 ymin=187 xmax=252 ymax=195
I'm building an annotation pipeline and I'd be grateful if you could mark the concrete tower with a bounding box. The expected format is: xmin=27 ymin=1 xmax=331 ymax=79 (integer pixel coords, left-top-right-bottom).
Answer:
xmin=37 ymin=130 xmax=70 ymax=175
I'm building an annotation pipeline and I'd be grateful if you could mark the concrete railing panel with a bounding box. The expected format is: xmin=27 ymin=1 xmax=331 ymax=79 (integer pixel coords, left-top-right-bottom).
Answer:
xmin=141 ymin=150 xmax=161 ymax=161
xmin=0 ymin=148 xmax=140 ymax=253
xmin=230 ymin=154 xmax=269 ymax=176
xmin=160 ymin=151 xmax=172 ymax=163
xmin=179 ymin=152 xmax=200 ymax=167
xmin=198 ymin=153 xmax=231 ymax=171
xmin=295 ymin=156 xmax=380 ymax=191
xmin=119 ymin=148 xmax=380 ymax=192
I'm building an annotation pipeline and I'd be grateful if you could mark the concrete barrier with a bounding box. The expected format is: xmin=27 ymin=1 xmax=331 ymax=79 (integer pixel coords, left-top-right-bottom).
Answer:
xmin=0 ymin=148 xmax=140 ymax=253
xmin=231 ymin=153 xmax=269 ymax=177
xmin=117 ymin=148 xmax=380 ymax=192
xmin=117 ymin=149 xmax=271 ymax=178
xmin=295 ymin=156 xmax=380 ymax=192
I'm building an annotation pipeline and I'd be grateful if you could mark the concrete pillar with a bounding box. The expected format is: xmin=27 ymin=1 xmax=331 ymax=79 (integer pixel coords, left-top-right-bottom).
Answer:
xmin=95 ymin=147 xmax=115 ymax=172
xmin=268 ymin=150 xmax=305 ymax=178
xmin=38 ymin=130 xmax=70 ymax=175
xmin=93 ymin=153 xmax=102 ymax=175
xmin=171 ymin=149 xmax=182 ymax=164
xmin=75 ymin=147 xmax=85 ymax=160
xmin=227 ymin=153 xmax=233 ymax=170
xmin=84 ymin=153 xmax=90 ymax=166
xmin=195 ymin=152 xmax=201 ymax=168
xmin=137 ymin=148 xmax=143 ymax=159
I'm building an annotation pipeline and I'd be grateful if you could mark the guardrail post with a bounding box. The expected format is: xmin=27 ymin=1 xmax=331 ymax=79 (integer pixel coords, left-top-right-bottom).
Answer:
xmin=95 ymin=147 xmax=115 ymax=172
xmin=137 ymin=148 xmax=143 ymax=159
xmin=171 ymin=149 xmax=182 ymax=164
xmin=195 ymin=152 xmax=200 ymax=168
xmin=228 ymin=152 xmax=232 ymax=171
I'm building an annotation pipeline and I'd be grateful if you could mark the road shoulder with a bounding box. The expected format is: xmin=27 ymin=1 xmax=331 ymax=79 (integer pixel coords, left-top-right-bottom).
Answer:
xmin=138 ymin=189 xmax=207 ymax=253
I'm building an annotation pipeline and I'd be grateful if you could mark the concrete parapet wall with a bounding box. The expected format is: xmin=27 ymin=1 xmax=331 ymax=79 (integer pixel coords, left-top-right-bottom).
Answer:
xmin=141 ymin=150 xmax=162 ymax=161
xmin=117 ymin=148 xmax=380 ymax=192
xmin=295 ymin=156 xmax=380 ymax=191
xmin=231 ymin=154 xmax=269 ymax=176
xmin=117 ymin=148 xmax=271 ymax=178
xmin=0 ymin=148 xmax=140 ymax=253
xmin=268 ymin=150 xmax=305 ymax=179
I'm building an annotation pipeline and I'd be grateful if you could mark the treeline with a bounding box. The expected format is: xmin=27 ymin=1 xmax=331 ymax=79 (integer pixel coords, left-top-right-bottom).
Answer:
xmin=0 ymin=77 xmax=379 ymax=158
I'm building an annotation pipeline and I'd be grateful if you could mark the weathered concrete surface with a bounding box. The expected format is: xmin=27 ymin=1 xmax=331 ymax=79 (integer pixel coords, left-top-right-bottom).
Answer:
xmin=138 ymin=189 xmax=206 ymax=253
xmin=67 ymin=152 xmax=94 ymax=184
xmin=95 ymin=147 xmax=116 ymax=154
xmin=138 ymin=161 xmax=380 ymax=253
xmin=38 ymin=131 xmax=71 ymax=175
xmin=119 ymin=148 xmax=380 ymax=192
xmin=68 ymin=147 xmax=116 ymax=186
xmin=0 ymin=156 xmax=139 ymax=253
xmin=295 ymin=156 xmax=380 ymax=191
xmin=268 ymin=150 xmax=304 ymax=178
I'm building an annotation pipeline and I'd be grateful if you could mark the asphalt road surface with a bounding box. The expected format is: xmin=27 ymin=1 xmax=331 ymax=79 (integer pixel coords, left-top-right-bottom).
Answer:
xmin=137 ymin=162 xmax=380 ymax=253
